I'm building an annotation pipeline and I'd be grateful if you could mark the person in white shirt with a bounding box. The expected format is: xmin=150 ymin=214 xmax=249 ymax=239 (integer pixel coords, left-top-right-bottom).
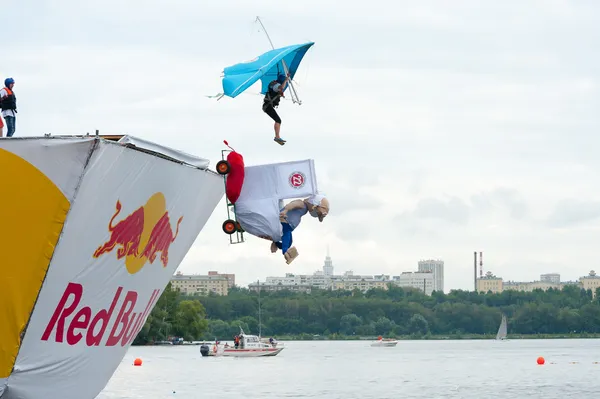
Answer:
xmin=270 ymin=194 xmax=330 ymax=264
xmin=0 ymin=78 xmax=17 ymax=137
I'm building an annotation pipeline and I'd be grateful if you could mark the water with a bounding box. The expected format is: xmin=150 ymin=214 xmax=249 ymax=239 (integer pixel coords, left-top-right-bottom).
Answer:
xmin=98 ymin=339 xmax=600 ymax=398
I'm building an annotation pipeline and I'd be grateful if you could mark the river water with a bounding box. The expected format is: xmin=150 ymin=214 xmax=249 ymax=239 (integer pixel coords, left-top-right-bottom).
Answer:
xmin=97 ymin=339 xmax=600 ymax=398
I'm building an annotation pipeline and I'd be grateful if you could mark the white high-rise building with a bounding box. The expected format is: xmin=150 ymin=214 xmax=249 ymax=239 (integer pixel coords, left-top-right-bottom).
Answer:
xmin=418 ymin=259 xmax=444 ymax=293
xmin=540 ymin=273 xmax=560 ymax=284
xmin=323 ymin=247 xmax=334 ymax=276
xmin=393 ymin=272 xmax=435 ymax=295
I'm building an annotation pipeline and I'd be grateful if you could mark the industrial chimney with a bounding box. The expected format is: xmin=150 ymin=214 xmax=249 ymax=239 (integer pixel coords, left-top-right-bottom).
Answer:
xmin=474 ymin=251 xmax=478 ymax=292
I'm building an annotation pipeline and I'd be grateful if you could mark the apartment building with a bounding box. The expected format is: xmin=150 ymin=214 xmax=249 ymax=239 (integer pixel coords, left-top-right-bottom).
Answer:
xmin=170 ymin=271 xmax=230 ymax=296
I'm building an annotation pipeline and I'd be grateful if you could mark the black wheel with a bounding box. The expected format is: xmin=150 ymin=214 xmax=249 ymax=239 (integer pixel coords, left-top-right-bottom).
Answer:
xmin=216 ymin=160 xmax=230 ymax=175
xmin=235 ymin=222 xmax=244 ymax=233
xmin=222 ymin=219 xmax=236 ymax=235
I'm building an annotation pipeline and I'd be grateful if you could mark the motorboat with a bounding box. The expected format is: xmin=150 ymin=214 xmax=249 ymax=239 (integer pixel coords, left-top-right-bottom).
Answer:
xmin=220 ymin=328 xmax=283 ymax=357
xmin=370 ymin=336 xmax=398 ymax=347
xmin=206 ymin=281 xmax=283 ymax=358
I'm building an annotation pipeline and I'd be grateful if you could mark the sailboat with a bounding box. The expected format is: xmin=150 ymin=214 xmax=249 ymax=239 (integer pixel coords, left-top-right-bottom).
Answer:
xmin=220 ymin=280 xmax=284 ymax=357
xmin=495 ymin=313 xmax=508 ymax=341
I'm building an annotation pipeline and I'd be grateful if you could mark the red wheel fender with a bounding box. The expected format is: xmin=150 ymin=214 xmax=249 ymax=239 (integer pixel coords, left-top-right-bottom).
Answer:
xmin=225 ymin=150 xmax=245 ymax=204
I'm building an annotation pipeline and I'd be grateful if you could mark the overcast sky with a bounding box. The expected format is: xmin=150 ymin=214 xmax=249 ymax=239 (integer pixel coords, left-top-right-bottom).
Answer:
xmin=5 ymin=0 xmax=599 ymax=291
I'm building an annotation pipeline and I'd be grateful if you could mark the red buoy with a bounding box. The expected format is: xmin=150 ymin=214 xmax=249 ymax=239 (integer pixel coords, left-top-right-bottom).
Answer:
xmin=536 ymin=356 xmax=545 ymax=365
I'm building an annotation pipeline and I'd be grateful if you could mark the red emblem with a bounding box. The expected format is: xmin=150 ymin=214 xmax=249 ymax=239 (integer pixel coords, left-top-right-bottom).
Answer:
xmin=289 ymin=172 xmax=305 ymax=189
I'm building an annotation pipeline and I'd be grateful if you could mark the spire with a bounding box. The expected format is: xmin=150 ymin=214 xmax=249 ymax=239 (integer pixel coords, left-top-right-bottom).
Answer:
xmin=323 ymin=245 xmax=333 ymax=276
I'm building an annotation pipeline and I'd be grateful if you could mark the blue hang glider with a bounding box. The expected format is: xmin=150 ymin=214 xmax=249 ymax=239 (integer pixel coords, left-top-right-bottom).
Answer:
xmin=222 ymin=42 xmax=314 ymax=104
xmin=212 ymin=17 xmax=314 ymax=105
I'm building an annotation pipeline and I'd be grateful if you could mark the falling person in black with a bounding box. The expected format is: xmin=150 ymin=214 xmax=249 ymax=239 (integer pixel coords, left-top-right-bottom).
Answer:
xmin=262 ymin=73 xmax=290 ymax=145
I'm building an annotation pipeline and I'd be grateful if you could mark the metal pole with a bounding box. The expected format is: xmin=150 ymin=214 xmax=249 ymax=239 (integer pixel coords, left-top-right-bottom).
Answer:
xmin=258 ymin=279 xmax=262 ymax=338
xmin=255 ymin=16 xmax=275 ymax=49
xmin=255 ymin=16 xmax=302 ymax=105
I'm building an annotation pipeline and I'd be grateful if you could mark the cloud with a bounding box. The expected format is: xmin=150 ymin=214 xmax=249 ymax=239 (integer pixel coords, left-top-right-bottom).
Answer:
xmin=412 ymin=196 xmax=471 ymax=225
xmin=546 ymin=199 xmax=600 ymax=228
xmin=4 ymin=0 xmax=600 ymax=291
xmin=470 ymin=188 xmax=529 ymax=220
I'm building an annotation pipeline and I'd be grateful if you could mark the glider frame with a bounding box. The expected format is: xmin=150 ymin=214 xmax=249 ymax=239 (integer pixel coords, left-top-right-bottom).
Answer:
xmin=255 ymin=16 xmax=302 ymax=105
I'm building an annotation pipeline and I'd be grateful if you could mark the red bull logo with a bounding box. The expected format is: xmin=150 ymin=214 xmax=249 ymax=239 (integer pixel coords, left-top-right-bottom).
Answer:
xmin=41 ymin=282 xmax=160 ymax=347
xmin=93 ymin=192 xmax=183 ymax=274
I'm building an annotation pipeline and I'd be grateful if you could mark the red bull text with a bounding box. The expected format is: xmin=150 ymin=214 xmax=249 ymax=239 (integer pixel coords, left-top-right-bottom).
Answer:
xmin=41 ymin=282 xmax=160 ymax=347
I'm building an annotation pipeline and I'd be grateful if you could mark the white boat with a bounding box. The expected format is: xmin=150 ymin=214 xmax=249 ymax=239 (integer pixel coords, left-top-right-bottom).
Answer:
xmin=218 ymin=281 xmax=283 ymax=357
xmin=220 ymin=328 xmax=283 ymax=357
xmin=370 ymin=336 xmax=398 ymax=347
xmin=496 ymin=313 xmax=508 ymax=340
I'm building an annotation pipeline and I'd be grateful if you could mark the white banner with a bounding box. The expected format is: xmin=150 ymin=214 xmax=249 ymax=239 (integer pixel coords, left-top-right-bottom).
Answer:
xmin=237 ymin=159 xmax=318 ymax=203
xmin=1 ymin=139 xmax=223 ymax=399
xmin=234 ymin=159 xmax=318 ymax=241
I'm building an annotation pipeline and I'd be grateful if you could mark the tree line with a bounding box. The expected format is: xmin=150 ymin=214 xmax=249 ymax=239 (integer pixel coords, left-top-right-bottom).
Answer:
xmin=132 ymin=283 xmax=600 ymax=344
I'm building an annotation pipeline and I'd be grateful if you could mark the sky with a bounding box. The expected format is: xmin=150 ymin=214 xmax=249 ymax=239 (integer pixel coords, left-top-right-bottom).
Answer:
xmin=4 ymin=0 xmax=600 ymax=291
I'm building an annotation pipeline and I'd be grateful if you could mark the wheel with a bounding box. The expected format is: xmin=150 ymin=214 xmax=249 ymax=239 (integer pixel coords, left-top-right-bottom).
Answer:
xmin=235 ymin=222 xmax=244 ymax=233
xmin=216 ymin=160 xmax=230 ymax=175
xmin=222 ymin=219 xmax=237 ymax=235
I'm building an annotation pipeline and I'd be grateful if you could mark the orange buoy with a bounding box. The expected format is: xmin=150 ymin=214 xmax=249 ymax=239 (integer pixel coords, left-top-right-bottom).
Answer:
xmin=536 ymin=356 xmax=545 ymax=365
xmin=134 ymin=358 xmax=142 ymax=366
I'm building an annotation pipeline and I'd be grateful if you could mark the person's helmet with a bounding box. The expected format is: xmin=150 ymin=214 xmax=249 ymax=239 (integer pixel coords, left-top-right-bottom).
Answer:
xmin=276 ymin=73 xmax=286 ymax=84
xmin=4 ymin=77 xmax=14 ymax=87
xmin=306 ymin=194 xmax=329 ymax=222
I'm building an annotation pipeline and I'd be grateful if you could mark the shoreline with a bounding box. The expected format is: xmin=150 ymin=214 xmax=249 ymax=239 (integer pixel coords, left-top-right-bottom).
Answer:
xmin=256 ymin=333 xmax=600 ymax=341
xmin=132 ymin=333 xmax=600 ymax=345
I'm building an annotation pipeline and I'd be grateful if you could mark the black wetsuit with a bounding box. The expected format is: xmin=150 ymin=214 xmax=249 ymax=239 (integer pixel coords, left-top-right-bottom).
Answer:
xmin=262 ymin=81 xmax=282 ymax=124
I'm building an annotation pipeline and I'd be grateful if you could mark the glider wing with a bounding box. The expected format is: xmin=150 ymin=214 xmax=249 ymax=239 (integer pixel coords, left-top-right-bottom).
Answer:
xmin=221 ymin=42 xmax=314 ymax=98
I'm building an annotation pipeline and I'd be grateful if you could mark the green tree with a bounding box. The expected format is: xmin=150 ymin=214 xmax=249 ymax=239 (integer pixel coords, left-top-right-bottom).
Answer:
xmin=173 ymin=300 xmax=208 ymax=341
xmin=133 ymin=281 xmax=600 ymax=343
xmin=339 ymin=314 xmax=362 ymax=335
xmin=408 ymin=314 xmax=429 ymax=336
xmin=206 ymin=319 xmax=232 ymax=340
xmin=374 ymin=317 xmax=396 ymax=335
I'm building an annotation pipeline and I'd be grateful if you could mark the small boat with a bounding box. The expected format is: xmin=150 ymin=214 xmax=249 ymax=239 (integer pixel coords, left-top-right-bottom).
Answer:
xmin=217 ymin=285 xmax=283 ymax=357
xmin=496 ymin=314 xmax=508 ymax=341
xmin=220 ymin=328 xmax=283 ymax=357
xmin=370 ymin=336 xmax=398 ymax=347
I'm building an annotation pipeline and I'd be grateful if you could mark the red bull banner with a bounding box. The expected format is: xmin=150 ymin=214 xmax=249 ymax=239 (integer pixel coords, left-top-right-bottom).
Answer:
xmin=0 ymin=136 xmax=224 ymax=399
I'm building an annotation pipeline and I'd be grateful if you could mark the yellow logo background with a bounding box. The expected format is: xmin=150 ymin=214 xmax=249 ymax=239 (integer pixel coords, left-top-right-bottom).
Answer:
xmin=0 ymin=149 xmax=70 ymax=378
